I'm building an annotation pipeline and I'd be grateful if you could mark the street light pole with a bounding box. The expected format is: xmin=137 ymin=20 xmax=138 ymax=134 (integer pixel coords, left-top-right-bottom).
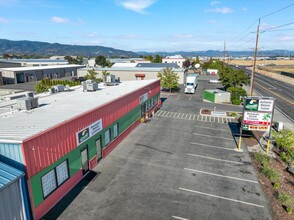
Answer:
xmin=250 ymin=18 xmax=260 ymax=96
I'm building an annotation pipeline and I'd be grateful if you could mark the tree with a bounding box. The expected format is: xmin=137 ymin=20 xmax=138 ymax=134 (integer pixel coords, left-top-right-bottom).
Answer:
xmin=85 ymin=69 xmax=98 ymax=80
xmin=153 ymin=54 xmax=162 ymax=63
xmin=194 ymin=55 xmax=200 ymax=65
xmin=183 ymin=59 xmax=191 ymax=68
xmin=157 ymin=67 xmax=179 ymax=93
xmin=95 ymin=55 xmax=108 ymax=67
xmin=219 ymin=66 xmax=249 ymax=89
xmin=145 ymin=55 xmax=153 ymax=62
xmin=102 ymin=70 xmax=110 ymax=82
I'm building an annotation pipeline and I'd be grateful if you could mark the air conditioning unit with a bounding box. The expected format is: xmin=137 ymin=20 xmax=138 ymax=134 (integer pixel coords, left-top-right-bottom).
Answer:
xmin=26 ymin=92 xmax=34 ymax=98
xmin=53 ymin=85 xmax=64 ymax=92
xmin=86 ymin=82 xmax=98 ymax=91
xmin=16 ymin=97 xmax=39 ymax=110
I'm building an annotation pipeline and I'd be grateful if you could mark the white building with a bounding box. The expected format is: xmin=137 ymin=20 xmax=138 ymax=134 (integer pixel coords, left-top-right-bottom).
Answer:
xmin=162 ymin=55 xmax=186 ymax=68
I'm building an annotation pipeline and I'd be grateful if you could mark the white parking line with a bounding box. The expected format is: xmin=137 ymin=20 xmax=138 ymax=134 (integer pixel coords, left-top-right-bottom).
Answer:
xmin=156 ymin=110 xmax=163 ymax=116
xmin=185 ymin=114 xmax=189 ymax=119
xmin=193 ymin=115 xmax=196 ymax=120
xmin=181 ymin=113 xmax=185 ymax=119
xmin=179 ymin=187 xmax=264 ymax=208
xmin=176 ymin=113 xmax=181 ymax=118
xmin=176 ymin=95 xmax=181 ymax=100
xmin=201 ymin=115 xmax=204 ymax=121
xmin=172 ymin=216 xmax=189 ymax=220
xmin=184 ymin=168 xmax=258 ymax=183
xmin=193 ymin=133 xmax=234 ymax=141
xmin=189 ymin=114 xmax=192 ymax=120
xmin=189 ymin=96 xmax=192 ymax=101
xmin=190 ymin=142 xmax=235 ymax=151
xmin=194 ymin=125 xmax=229 ymax=132
xmin=187 ymin=153 xmax=243 ymax=164
xmin=161 ymin=111 xmax=167 ymax=116
xmin=197 ymin=115 xmax=200 ymax=120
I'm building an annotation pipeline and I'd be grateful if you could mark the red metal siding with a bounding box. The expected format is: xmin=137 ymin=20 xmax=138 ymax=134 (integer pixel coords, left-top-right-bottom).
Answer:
xmin=33 ymin=170 xmax=83 ymax=220
xmin=23 ymin=80 xmax=160 ymax=178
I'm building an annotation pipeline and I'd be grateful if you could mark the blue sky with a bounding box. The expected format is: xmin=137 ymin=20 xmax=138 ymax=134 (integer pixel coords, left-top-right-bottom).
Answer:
xmin=0 ymin=0 xmax=294 ymax=52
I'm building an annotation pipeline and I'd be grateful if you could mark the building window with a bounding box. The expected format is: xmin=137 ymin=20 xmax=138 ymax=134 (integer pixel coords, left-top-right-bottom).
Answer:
xmin=105 ymin=129 xmax=111 ymax=146
xmin=56 ymin=160 xmax=69 ymax=186
xmin=113 ymin=123 xmax=119 ymax=138
xmin=41 ymin=169 xmax=57 ymax=198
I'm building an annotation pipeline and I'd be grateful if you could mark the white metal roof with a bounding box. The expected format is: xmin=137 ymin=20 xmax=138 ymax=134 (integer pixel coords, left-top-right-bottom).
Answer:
xmin=0 ymin=64 xmax=83 ymax=72
xmin=0 ymin=79 xmax=158 ymax=142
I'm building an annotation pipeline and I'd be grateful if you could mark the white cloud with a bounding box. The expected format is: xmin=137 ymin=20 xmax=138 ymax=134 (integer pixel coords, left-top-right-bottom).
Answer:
xmin=279 ymin=35 xmax=294 ymax=41
xmin=242 ymin=7 xmax=248 ymax=11
xmin=0 ymin=17 xmax=9 ymax=23
xmin=116 ymin=0 xmax=156 ymax=14
xmin=206 ymin=7 xmax=233 ymax=14
xmin=211 ymin=1 xmax=220 ymax=6
xmin=51 ymin=16 xmax=69 ymax=23
xmin=173 ymin=34 xmax=194 ymax=39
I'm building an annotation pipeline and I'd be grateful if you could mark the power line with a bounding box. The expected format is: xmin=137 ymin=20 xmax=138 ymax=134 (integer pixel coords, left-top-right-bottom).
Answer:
xmin=261 ymin=21 xmax=294 ymax=32
xmin=264 ymin=27 xmax=294 ymax=32
xmin=260 ymin=3 xmax=294 ymax=19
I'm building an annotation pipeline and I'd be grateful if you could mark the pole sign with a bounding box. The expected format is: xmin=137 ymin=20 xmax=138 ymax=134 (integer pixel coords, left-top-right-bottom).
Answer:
xmin=242 ymin=97 xmax=274 ymax=132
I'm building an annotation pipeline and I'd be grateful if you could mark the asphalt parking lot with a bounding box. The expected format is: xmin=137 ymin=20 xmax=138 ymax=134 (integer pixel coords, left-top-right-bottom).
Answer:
xmin=44 ymin=76 xmax=271 ymax=220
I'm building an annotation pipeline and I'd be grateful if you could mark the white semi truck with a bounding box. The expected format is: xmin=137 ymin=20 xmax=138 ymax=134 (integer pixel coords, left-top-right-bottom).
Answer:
xmin=184 ymin=74 xmax=199 ymax=94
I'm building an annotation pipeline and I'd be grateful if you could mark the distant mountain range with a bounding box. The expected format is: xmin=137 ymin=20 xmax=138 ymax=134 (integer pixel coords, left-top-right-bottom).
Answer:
xmin=138 ymin=50 xmax=294 ymax=57
xmin=0 ymin=39 xmax=139 ymax=57
xmin=0 ymin=39 xmax=293 ymax=58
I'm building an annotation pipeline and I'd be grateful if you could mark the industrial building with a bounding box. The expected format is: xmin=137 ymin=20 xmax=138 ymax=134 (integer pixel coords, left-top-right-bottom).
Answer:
xmin=78 ymin=63 xmax=186 ymax=84
xmin=0 ymin=79 xmax=160 ymax=219
xmin=0 ymin=59 xmax=68 ymax=68
xmin=0 ymin=64 xmax=83 ymax=85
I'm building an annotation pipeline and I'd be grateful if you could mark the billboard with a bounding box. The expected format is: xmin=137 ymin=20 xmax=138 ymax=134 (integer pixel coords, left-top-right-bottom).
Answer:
xmin=241 ymin=97 xmax=274 ymax=132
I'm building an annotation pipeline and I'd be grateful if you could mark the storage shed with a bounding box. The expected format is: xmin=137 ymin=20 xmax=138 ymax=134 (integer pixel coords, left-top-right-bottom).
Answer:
xmin=0 ymin=79 xmax=160 ymax=219
xmin=203 ymin=89 xmax=231 ymax=103
xmin=0 ymin=162 xmax=29 ymax=220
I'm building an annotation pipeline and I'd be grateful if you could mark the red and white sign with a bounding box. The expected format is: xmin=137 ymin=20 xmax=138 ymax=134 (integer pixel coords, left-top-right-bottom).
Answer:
xmin=243 ymin=111 xmax=272 ymax=126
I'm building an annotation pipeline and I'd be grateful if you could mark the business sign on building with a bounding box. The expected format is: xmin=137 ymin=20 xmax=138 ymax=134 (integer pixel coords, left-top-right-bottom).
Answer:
xmin=242 ymin=97 xmax=274 ymax=132
xmin=76 ymin=118 xmax=103 ymax=144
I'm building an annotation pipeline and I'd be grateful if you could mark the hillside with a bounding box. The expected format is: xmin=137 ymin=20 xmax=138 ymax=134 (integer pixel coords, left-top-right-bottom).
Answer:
xmin=0 ymin=39 xmax=139 ymax=57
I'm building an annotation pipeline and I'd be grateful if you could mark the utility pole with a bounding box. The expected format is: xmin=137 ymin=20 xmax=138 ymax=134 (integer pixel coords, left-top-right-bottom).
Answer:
xmin=250 ymin=18 xmax=260 ymax=96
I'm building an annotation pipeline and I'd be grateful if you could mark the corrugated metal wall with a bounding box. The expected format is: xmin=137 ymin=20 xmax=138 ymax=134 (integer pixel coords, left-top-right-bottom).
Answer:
xmin=0 ymin=179 xmax=26 ymax=220
xmin=0 ymin=143 xmax=24 ymax=171
xmin=23 ymin=80 xmax=160 ymax=178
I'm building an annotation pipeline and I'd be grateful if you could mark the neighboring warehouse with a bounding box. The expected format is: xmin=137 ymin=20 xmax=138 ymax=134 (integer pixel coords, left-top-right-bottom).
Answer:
xmin=0 ymin=162 xmax=31 ymax=220
xmin=0 ymin=59 xmax=68 ymax=68
xmin=0 ymin=79 xmax=160 ymax=219
xmin=0 ymin=64 xmax=83 ymax=85
xmin=162 ymin=55 xmax=186 ymax=68
xmin=78 ymin=63 xmax=186 ymax=84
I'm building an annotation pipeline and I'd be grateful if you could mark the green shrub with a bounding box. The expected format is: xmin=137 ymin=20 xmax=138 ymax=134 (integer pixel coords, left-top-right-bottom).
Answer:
xmin=254 ymin=152 xmax=270 ymax=167
xmin=227 ymin=87 xmax=246 ymax=102
xmin=286 ymin=207 xmax=292 ymax=214
xmin=231 ymin=112 xmax=237 ymax=117
xmin=261 ymin=166 xmax=280 ymax=182
xmin=277 ymin=191 xmax=293 ymax=209
xmin=232 ymin=99 xmax=241 ymax=105
xmin=273 ymin=182 xmax=280 ymax=189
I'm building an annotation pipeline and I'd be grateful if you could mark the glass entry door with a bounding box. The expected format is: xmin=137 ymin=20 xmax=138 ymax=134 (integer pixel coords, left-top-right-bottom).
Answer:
xmin=96 ymin=137 xmax=102 ymax=161
xmin=81 ymin=147 xmax=89 ymax=175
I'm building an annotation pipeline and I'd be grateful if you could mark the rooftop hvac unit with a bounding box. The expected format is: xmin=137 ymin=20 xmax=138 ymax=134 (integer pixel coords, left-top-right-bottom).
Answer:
xmin=16 ymin=97 xmax=39 ymax=110
xmin=86 ymin=82 xmax=98 ymax=91
xmin=53 ymin=84 xmax=65 ymax=92
xmin=26 ymin=92 xmax=34 ymax=98
xmin=106 ymin=75 xmax=115 ymax=83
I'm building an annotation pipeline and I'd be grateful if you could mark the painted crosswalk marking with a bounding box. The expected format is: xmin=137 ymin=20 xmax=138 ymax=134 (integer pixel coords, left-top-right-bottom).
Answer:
xmin=155 ymin=110 xmax=232 ymax=123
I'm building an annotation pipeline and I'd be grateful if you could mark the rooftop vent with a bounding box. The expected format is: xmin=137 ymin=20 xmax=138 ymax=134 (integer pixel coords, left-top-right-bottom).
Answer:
xmin=82 ymin=80 xmax=98 ymax=91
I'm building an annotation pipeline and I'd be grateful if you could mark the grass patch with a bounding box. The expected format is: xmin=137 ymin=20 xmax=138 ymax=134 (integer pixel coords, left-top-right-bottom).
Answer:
xmin=277 ymin=191 xmax=293 ymax=213
xmin=261 ymin=166 xmax=280 ymax=183
xmin=254 ymin=152 xmax=270 ymax=167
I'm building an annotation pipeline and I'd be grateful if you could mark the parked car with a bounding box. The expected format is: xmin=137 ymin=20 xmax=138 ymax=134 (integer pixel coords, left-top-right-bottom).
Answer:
xmin=209 ymin=79 xmax=221 ymax=84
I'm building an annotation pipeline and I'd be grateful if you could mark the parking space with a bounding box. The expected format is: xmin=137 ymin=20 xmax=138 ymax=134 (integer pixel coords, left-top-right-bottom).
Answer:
xmin=44 ymin=77 xmax=271 ymax=220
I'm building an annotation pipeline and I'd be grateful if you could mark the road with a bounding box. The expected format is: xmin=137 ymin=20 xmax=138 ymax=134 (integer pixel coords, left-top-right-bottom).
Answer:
xmin=241 ymin=67 xmax=294 ymax=123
